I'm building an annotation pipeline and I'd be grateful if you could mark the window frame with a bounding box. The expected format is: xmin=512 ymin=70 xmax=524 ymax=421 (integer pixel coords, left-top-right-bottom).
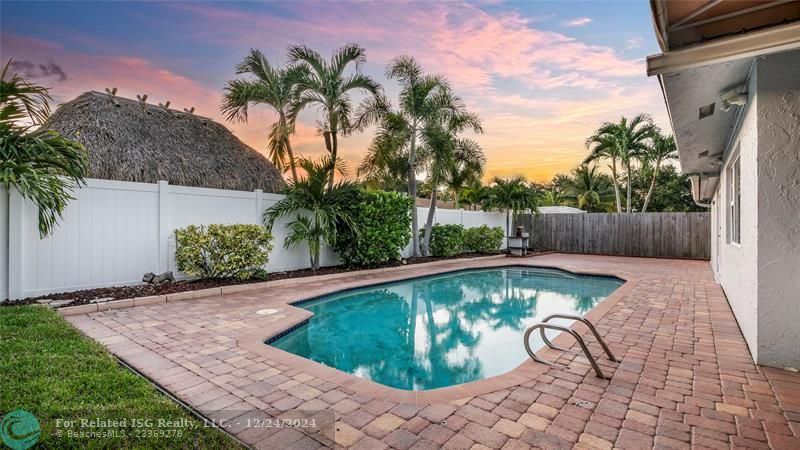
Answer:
xmin=727 ymin=152 xmax=741 ymax=245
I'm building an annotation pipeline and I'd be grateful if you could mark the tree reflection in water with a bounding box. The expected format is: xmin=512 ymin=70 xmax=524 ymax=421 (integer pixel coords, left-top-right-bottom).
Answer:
xmin=271 ymin=267 xmax=621 ymax=390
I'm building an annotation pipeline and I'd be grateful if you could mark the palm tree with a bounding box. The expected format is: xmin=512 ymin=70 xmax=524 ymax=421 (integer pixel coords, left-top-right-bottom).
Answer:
xmin=355 ymin=56 xmax=479 ymax=256
xmin=586 ymin=114 xmax=656 ymax=213
xmin=221 ymin=49 xmax=302 ymax=181
xmin=585 ymin=132 xmax=622 ymax=212
xmin=641 ymin=133 xmax=678 ymax=213
xmin=0 ymin=61 xmax=89 ymax=237
xmin=538 ymin=188 xmax=564 ymax=207
xmin=264 ymin=156 xmax=359 ymax=271
xmin=562 ymin=164 xmax=614 ymax=211
xmin=419 ymin=122 xmax=485 ymax=255
xmin=460 ymin=180 xmax=489 ymax=211
xmin=444 ymin=152 xmax=483 ymax=209
xmin=357 ymin=107 xmax=410 ymax=192
xmin=288 ymin=43 xmax=381 ymax=187
xmin=485 ymin=176 xmax=537 ymax=234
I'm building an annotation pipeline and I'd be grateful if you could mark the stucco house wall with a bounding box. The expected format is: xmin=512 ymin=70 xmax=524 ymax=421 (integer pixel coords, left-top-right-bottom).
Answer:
xmin=754 ymin=51 xmax=800 ymax=368
xmin=713 ymin=68 xmax=760 ymax=360
xmin=712 ymin=50 xmax=800 ymax=368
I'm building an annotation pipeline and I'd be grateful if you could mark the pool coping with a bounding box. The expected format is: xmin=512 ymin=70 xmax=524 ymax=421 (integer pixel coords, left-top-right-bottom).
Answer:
xmin=237 ymin=257 xmax=640 ymax=405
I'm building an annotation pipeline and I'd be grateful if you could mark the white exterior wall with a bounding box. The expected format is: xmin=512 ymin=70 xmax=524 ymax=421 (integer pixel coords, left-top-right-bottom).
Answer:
xmin=754 ymin=52 xmax=800 ymax=368
xmin=712 ymin=51 xmax=800 ymax=368
xmin=2 ymin=179 xmax=506 ymax=299
xmin=713 ymin=69 xmax=760 ymax=358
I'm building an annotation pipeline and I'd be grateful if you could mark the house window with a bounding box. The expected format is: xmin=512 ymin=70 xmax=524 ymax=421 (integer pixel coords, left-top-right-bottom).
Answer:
xmin=728 ymin=155 xmax=741 ymax=244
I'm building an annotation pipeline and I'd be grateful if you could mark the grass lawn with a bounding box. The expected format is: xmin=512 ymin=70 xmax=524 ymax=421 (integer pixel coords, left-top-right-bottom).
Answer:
xmin=0 ymin=306 xmax=244 ymax=449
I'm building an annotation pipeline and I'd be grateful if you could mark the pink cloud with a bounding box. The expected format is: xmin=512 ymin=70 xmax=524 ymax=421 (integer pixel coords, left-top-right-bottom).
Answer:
xmin=2 ymin=0 xmax=669 ymax=183
xmin=563 ymin=17 xmax=593 ymax=27
xmin=164 ymin=2 xmax=643 ymax=90
xmin=1 ymin=32 xmax=329 ymax=170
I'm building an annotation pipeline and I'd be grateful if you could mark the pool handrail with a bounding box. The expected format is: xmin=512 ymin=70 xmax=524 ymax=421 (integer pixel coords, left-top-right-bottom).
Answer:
xmin=539 ymin=314 xmax=618 ymax=363
xmin=523 ymin=314 xmax=618 ymax=379
xmin=523 ymin=323 xmax=609 ymax=379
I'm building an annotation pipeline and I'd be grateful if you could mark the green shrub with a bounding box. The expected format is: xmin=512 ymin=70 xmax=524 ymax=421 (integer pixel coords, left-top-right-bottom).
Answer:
xmin=423 ymin=224 xmax=465 ymax=257
xmin=175 ymin=224 xmax=273 ymax=280
xmin=335 ymin=190 xmax=413 ymax=267
xmin=463 ymin=225 xmax=504 ymax=253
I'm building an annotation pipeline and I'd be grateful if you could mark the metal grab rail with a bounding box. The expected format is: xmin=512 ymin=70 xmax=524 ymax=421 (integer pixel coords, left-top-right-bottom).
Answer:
xmin=540 ymin=314 xmax=619 ymax=363
xmin=523 ymin=315 xmax=618 ymax=379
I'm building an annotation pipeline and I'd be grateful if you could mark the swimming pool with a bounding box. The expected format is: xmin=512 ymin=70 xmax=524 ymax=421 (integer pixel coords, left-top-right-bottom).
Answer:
xmin=269 ymin=266 xmax=623 ymax=390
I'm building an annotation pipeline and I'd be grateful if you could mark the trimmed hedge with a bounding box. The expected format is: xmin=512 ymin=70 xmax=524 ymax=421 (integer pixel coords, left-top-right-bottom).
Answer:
xmin=175 ymin=224 xmax=273 ymax=280
xmin=463 ymin=225 xmax=504 ymax=253
xmin=335 ymin=190 xmax=413 ymax=267
xmin=423 ymin=224 xmax=465 ymax=257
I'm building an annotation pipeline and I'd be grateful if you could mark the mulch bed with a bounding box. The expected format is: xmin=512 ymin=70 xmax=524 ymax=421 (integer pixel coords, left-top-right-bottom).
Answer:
xmin=2 ymin=252 xmax=516 ymax=308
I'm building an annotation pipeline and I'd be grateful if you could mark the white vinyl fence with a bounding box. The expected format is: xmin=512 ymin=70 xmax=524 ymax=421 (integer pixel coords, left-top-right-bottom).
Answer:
xmin=1 ymin=179 xmax=507 ymax=300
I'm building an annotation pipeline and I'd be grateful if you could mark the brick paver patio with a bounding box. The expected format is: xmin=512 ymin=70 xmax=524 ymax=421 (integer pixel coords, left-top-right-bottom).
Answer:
xmin=65 ymin=254 xmax=800 ymax=449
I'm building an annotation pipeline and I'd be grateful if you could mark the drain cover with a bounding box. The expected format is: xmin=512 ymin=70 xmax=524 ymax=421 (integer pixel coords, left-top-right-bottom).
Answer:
xmin=256 ymin=308 xmax=281 ymax=315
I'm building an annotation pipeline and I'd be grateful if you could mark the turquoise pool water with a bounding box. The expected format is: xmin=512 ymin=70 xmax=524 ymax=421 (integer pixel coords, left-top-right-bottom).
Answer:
xmin=270 ymin=267 xmax=623 ymax=390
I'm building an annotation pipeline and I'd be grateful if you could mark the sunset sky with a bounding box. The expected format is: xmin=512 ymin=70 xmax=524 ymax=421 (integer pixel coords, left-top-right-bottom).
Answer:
xmin=1 ymin=1 xmax=670 ymax=182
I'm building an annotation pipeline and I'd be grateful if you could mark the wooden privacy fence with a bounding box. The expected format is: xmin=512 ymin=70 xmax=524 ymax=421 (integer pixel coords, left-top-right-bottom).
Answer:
xmin=515 ymin=212 xmax=711 ymax=260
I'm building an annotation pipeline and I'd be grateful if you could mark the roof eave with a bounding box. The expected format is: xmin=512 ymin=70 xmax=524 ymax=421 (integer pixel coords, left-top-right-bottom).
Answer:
xmin=646 ymin=21 xmax=800 ymax=76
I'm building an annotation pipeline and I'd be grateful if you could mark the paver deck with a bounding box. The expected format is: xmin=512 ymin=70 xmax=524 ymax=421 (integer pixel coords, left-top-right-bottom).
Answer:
xmin=65 ymin=254 xmax=800 ymax=449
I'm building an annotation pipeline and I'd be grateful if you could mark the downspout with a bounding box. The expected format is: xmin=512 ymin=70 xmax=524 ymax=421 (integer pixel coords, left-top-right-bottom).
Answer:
xmin=692 ymin=175 xmax=712 ymax=208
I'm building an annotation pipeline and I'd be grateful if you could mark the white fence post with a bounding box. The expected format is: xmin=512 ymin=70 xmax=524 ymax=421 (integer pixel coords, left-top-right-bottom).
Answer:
xmin=254 ymin=189 xmax=263 ymax=224
xmin=7 ymin=188 xmax=23 ymax=300
xmin=158 ymin=180 xmax=169 ymax=273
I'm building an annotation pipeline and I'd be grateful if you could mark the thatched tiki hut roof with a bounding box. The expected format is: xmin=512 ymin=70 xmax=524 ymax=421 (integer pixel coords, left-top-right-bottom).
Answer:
xmin=45 ymin=91 xmax=284 ymax=192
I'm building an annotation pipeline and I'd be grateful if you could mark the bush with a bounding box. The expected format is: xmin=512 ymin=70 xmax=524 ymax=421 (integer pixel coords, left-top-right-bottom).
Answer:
xmin=423 ymin=224 xmax=465 ymax=257
xmin=175 ymin=224 xmax=273 ymax=280
xmin=463 ymin=225 xmax=504 ymax=253
xmin=334 ymin=190 xmax=413 ymax=267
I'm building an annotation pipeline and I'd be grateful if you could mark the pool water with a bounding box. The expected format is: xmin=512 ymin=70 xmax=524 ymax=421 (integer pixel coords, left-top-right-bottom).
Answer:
xmin=270 ymin=267 xmax=623 ymax=390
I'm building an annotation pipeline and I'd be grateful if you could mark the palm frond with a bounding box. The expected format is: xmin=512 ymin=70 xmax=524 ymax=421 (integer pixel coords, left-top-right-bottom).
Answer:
xmin=330 ymin=43 xmax=367 ymax=76
xmin=386 ymin=56 xmax=423 ymax=84
xmin=287 ymin=44 xmax=327 ymax=77
xmin=1 ymin=60 xmax=52 ymax=125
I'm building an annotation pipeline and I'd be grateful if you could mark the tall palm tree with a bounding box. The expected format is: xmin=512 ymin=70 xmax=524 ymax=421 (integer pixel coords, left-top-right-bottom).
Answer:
xmin=221 ymin=49 xmax=302 ymax=181
xmin=584 ymin=132 xmax=622 ymax=212
xmin=586 ymin=114 xmax=656 ymax=213
xmin=264 ymin=156 xmax=359 ymax=271
xmin=355 ymin=56 xmax=478 ymax=256
xmin=562 ymin=164 xmax=614 ymax=211
xmin=288 ymin=43 xmax=381 ymax=187
xmin=419 ymin=123 xmax=485 ymax=255
xmin=485 ymin=176 xmax=537 ymax=235
xmin=1 ymin=61 xmax=89 ymax=237
xmin=641 ymin=133 xmax=678 ymax=213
